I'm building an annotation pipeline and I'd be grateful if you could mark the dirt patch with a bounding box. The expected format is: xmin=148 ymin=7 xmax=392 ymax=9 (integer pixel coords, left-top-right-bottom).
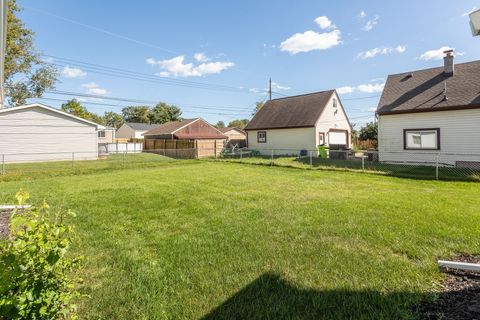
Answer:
xmin=414 ymin=254 xmax=480 ymax=320
xmin=0 ymin=210 xmax=11 ymax=238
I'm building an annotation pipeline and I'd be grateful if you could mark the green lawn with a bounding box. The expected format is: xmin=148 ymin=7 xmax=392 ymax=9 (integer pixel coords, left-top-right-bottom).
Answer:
xmin=1 ymin=160 xmax=479 ymax=319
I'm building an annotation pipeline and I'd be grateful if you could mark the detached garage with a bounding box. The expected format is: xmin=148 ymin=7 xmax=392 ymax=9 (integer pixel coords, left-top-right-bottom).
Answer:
xmin=0 ymin=103 xmax=100 ymax=163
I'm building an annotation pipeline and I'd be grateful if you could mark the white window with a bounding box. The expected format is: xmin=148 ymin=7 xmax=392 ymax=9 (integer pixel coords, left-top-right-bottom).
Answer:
xmin=98 ymin=131 xmax=106 ymax=138
xmin=333 ymin=98 xmax=337 ymax=108
xmin=257 ymin=131 xmax=267 ymax=143
xmin=404 ymin=128 xmax=440 ymax=150
xmin=319 ymin=132 xmax=325 ymax=145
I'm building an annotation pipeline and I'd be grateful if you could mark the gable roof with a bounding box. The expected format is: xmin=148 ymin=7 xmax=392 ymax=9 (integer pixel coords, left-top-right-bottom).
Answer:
xmin=144 ymin=118 xmax=227 ymax=139
xmin=0 ymin=103 xmax=101 ymax=128
xmin=244 ymin=90 xmax=335 ymax=130
xmin=377 ymin=60 xmax=480 ymax=115
xmin=143 ymin=118 xmax=199 ymax=135
xmin=126 ymin=122 xmax=161 ymax=131
xmin=218 ymin=127 xmax=246 ymax=135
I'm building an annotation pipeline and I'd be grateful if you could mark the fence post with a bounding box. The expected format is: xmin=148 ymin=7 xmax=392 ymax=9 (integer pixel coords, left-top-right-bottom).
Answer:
xmin=435 ymin=153 xmax=440 ymax=180
xmin=240 ymin=149 xmax=243 ymax=160
xmin=71 ymin=152 xmax=75 ymax=169
xmin=123 ymin=151 xmax=126 ymax=166
xmin=1 ymin=154 xmax=5 ymax=176
xmin=271 ymin=149 xmax=274 ymax=165
xmin=309 ymin=151 xmax=313 ymax=167
xmin=362 ymin=154 xmax=365 ymax=171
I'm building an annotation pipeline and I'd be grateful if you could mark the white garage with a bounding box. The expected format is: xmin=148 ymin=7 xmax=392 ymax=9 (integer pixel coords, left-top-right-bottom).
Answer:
xmin=0 ymin=103 xmax=100 ymax=163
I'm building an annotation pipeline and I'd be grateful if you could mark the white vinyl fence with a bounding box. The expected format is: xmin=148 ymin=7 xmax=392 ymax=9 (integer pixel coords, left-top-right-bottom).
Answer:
xmin=99 ymin=142 xmax=143 ymax=155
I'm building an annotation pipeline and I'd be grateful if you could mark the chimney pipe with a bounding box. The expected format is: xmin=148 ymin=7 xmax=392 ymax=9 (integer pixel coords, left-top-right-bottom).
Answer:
xmin=443 ymin=49 xmax=454 ymax=76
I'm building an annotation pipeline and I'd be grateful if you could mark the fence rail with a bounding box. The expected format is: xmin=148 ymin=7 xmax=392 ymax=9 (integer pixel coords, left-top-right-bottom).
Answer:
xmin=0 ymin=148 xmax=479 ymax=182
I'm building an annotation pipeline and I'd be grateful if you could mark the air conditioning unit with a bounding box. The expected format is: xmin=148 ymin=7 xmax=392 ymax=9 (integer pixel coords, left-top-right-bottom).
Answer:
xmin=470 ymin=9 xmax=480 ymax=36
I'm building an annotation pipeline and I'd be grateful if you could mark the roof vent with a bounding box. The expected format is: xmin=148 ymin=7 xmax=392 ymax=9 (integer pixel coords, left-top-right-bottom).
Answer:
xmin=443 ymin=50 xmax=454 ymax=76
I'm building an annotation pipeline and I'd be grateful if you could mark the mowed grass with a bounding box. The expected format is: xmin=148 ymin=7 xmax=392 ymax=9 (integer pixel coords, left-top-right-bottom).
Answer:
xmin=0 ymin=161 xmax=479 ymax=319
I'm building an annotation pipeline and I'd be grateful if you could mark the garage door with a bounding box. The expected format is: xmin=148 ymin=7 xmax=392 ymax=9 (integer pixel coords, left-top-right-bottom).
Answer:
xmin=329 ymin=131 xmax=347 ymax=145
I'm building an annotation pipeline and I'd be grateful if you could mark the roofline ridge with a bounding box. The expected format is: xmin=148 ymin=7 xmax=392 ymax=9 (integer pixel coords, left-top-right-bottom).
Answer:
xmin=268 ymin=89 xmax=335 ymax=102
xmin=386 ymin=59 xmax=480 ymax=77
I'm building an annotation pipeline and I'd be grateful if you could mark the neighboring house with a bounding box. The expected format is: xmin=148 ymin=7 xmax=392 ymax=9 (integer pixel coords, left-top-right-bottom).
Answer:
xmin=218 ymin=127 xmax=247 ymax=148
xmin=116 ymin=122 xmax=160 ymax=141
xmin=97 ymin=126 xmax=116 ymax=144
xmin=244 ymin=90 xmax=352 ymax=155
xmin=143 ymin=118 xmax=227 ymax=158
xmin=0 ymin=103 xmax=101 ymax=163
xmin=377 ymin=50 xmax=480 ymax=167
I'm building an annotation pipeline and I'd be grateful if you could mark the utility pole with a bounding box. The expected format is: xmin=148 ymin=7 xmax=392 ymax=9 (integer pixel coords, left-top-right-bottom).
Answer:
xmin=0 ymin=0 xmax=7 ymax=109
xmin=268 ymin=78 xmax=272 ymax=100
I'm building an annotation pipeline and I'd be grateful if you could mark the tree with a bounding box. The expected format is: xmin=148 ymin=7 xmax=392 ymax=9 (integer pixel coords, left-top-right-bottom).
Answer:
xmin=252 ymin=101 xmax=264 ymax=116
xmin=215 ymin=121 xmax=225 ymax=128
xmin=61 ymin=99 xmax=105 ymax=125
xmin=5 ymin=0 xmax=57 ymax=106
xmin=149 ymin=102 xmax=182 ymax=124
xmin=358 ymin=122 xmax=378 ymax=141
xmin=61 ymin=99 xmax=90 ymax=119
xmin=103 ymin=111 xmax=124 ymax=128
xmin=228 ymin=119 xmax=249 ymax=129
xmin=122 ymin=106 xmax=151 ymax=123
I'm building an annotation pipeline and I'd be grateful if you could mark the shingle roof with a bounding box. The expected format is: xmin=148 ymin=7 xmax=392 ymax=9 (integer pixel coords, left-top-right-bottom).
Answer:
xmin=244 ymin=90 xmax=335 ymax=130
xmin=218 ymin=127 xmax=246 ymax=135
xmin=126 ymin=122 xmax=161 ymax=131
xmin=142 ymin=119 xmax=198 ymax=135
xmin=377 ymin=60 xmax=480 ymax=115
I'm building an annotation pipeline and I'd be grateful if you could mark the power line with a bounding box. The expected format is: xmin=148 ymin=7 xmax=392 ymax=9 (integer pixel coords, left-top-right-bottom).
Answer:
xmin=24 ymin=6 xmax=179 ymax=54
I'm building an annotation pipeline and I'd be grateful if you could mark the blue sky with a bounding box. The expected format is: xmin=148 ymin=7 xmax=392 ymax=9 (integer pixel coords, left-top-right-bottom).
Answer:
xmin=19 ymin=0 xmax=480 ymax=126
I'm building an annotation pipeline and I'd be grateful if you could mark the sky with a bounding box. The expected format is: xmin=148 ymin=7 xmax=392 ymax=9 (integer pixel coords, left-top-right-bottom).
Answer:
xmin=18 ymin=0 xmax=480 ymax=127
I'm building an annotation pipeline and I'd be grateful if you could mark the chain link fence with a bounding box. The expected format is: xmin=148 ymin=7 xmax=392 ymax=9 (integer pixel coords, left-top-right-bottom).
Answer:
xmin=217 ymin=148 xmax=480 ymax=182
xmin=1 ymin=148 xmax=479 ymax=182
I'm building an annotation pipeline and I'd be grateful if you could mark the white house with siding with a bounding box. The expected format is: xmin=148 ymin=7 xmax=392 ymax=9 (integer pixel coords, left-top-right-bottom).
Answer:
xmin=377 ymin=51 xmax=480 ymax=168
xmin=244 ymin=90 xmax=352 ymax=155
xmin=0 ymin=103 xmax=101 ymax=163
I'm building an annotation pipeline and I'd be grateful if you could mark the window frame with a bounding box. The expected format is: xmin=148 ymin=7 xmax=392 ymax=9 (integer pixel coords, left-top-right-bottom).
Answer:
xmin=318 ymin=132 xmax=325 ymax=145
xmin=403 ymin=128 xmax=440 ymax=150
xmin=257 ymin=131 xmax=267 ymax=143
xmin=98 ymin=130 xmax=106 ymax=138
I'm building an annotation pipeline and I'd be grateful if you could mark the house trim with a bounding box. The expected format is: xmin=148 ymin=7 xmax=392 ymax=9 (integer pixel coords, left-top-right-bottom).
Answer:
xmin=377 ymin=104 xmax=480 ymax=116
xmin=403 ymin=128 xmax=441 ymax=151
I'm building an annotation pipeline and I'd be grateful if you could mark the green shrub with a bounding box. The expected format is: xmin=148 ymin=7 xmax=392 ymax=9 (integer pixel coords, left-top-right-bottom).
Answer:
xmin=317 ymin=146 xmax=328 ymax=158
xmin=0 ymin=190 xmax=82 ymax=320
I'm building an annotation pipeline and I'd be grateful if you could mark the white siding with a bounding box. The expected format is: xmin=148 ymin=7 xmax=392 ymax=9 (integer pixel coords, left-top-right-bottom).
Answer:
xmin=315 ymin=92 xmax=351 ymax=147
xmin=247 ymin=127 xmax=316 ymax=155
xmin=246 ymin=92 xmax=352 ymax=155
xmin=0 ymin=107 xmax=98 ymax=163
xmin=378 ymin=109 xmax=480 ymax=166
xmin=134 ymin=130 xmax=147 ymax=139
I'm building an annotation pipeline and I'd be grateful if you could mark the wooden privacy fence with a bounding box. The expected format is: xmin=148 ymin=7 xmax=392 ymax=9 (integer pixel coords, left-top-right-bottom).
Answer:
xmin=143 ymin=139 xmax=225 ymax=159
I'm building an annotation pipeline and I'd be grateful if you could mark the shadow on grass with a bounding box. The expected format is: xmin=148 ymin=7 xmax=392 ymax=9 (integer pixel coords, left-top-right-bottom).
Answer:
xmin=201 ymin=273 xmax=429 ymax=320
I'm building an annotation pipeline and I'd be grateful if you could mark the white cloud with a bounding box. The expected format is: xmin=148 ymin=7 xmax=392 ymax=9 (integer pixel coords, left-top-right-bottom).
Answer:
xmin=368 ymin=107 xmax=377 ymax=112
xmin=82 ymin=82 xmax=108 ymax=95
xmin=194 ymin=52 xmax=210 ymax=62
xmin=419 ymin=46 xmax=456 ymax=61
xmin=280 ymin=16 xmax=341 ymax=54
xmin=336 ymin=86 xmax=355 ymax=94
xmin=249 ymin=88 xmax=260 ymax=93
xmin=359 ymin=11 xmax=367 ymax=18
xmin=357 ymin=83 xmax=385 ymax=93
xmin=271 ymin=82 xmax=290 ymax=91
xmin=147 ymin=55 xmax=234 ymax=77
xmin=280 ymin=29 xmax=341 ymax=54
xmin=362 ymin=15 xmax=379 ymax=31
xmin=357 ymin=45 xmax=406 ymax=59
xmin=314 ymin=16 xmax=332 ymax=29
xmin=61 ymin=66 xmax=87 ymax=78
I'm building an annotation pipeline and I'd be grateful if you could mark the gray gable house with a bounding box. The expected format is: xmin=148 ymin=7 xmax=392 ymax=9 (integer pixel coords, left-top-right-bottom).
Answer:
xmin=115 ymin=122 xmax=160 ymax=141
xmin=377 ymin=50 xmax=480 ymax=168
